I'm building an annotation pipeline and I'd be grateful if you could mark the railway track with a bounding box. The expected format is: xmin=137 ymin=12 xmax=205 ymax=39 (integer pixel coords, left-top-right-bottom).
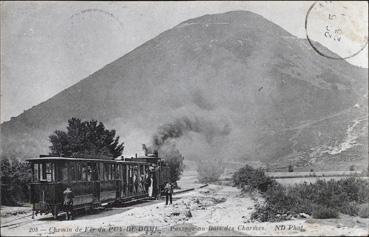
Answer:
xmin=1 ymin=184 xmax=208 ymax=229
xmin=1 ymin=213 xmax=34 ymax=228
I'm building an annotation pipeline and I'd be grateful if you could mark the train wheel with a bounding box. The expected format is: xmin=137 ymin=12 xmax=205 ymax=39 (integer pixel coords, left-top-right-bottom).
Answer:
xmin=84 ymin=204 xmax=92 ymax=214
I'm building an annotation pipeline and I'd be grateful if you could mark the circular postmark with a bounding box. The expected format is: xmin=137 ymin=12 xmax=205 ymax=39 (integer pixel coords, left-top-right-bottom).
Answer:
xmin=305 ymin=1 xmax=368 ymax=60
xmin=63 ymin=8 xmax=126 ymax=55
xmin=70 ymin=8 xmax=125 ymax=30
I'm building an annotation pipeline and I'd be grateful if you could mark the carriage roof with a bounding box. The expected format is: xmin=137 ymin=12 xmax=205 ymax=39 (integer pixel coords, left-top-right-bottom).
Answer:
xmin=26 ymin=157 xmax=152 ymax=165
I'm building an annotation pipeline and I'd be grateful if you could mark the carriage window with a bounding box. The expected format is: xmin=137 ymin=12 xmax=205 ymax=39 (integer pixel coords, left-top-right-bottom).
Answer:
xmin=99 ymin=163 xmax=104 ymax=180
xmin=110 ymin=164 xmax=113 ymax=180
xmin=113 ymin=164 xmax=119 ymax=179
xmin=88 ymin=163 xmax=98 ymax=181
xmin=104 ymin=164 xmax=110 ymax=180
xmin=122 ymin=164 xmax=127 ymax=181
xmin=127 ymin=165 xmax=133 ymax=185
xmin=114 ymin=164 xmax=120 ymax=179
xmin=104 ymin=164 xmax=107 ymax=180
xmin=47 ymin=163 xmax=54 ymax=181
xmin=104 ymin=163 xmax=112 ymax=180
xmin=33 ymin=164 xmax=39 ymax=182
xmin=56 ymin=162 xmax=68 ymax=182
xmin=81 ymin=163 xmax=88 ymax=181
xmin=128 ymin=165 xmax=132 ymax=178
xmin=86 ymin=163 xmax=96 ymax=181
xmin=111 ymin=164 xmax=114 ymax=180
xmin=140 ymin=165 xmax=144 ymax=177
xmin=70 ymin=163 xmax=76 ymax=181
xmin=39 ymin=163 xmax=53 ymax=182
xmin=40 ymin=163 xmax=46 ymax=180
xmin=76 ymin=163 xmax=82 ymax=181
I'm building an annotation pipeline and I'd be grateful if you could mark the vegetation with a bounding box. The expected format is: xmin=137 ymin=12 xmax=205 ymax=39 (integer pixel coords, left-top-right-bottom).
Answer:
xmin=233 ymin=165 xmax=369 ymax=222
xmin=312 ymin=205 xmax=339 ymax=219
xmin=1 ymin=158 xmax=31 ymax=205
xmin=233 ymin=165 xmax=276 ymax=192
xmin=49 ymin=118 xmax=124 ymax=158
xmin=197 ymin=159 xmax=225 ymax=183
xmin=358 ymin=204 xmax=369 ymax=218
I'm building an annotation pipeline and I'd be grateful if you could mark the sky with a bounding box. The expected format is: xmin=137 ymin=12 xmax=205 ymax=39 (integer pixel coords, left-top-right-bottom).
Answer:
xmin=1 ymin=1 xmax=368 ymax=123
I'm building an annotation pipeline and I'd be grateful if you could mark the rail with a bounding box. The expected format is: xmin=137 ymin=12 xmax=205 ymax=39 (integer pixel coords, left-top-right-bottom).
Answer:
xmin=0 ymin=183 xmax=209 ymax=229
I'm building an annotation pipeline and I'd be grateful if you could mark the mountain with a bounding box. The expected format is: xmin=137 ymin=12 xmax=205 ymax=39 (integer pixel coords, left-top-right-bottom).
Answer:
xmin=1 ymin=11 xmax=367 ymax=171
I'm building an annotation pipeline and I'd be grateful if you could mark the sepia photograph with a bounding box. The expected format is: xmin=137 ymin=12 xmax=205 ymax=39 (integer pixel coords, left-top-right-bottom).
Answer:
xmin=0 ymin=1 xmax=368 ymax=236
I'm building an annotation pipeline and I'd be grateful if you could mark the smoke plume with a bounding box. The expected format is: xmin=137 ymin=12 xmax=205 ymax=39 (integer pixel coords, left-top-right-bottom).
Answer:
xmin=151 ymin=116 xmax=231 ymax=151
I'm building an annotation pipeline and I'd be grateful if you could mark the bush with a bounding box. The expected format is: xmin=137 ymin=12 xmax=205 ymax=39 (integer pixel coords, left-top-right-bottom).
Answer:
xmin=340 ymin=202 xmax=359 ymax=216
xmin=312 ymin=205 xmax=339 ymax=219
xmin=358 ymin=204 xmax=369 ymax=218
xmin=197 ymin=159 xmax=225 ymax=183
xmin=233 ymin=164 xmax=369 ymax=222
xmin=233 ymin=165 xmax=277 ymax=192
xmin=251 ymin=178 xmax=369 ymax=221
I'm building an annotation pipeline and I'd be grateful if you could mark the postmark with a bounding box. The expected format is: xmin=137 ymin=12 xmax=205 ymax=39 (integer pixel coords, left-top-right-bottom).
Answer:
xmin=305 ymin=1 xmax=368 ymax=60
xmin=70 ymin=8 xmax=125 ymax=30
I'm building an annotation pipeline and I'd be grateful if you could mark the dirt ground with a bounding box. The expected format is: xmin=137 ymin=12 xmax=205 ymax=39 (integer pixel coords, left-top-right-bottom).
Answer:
xmin=1 ymin=170 xmax=369 ymax=236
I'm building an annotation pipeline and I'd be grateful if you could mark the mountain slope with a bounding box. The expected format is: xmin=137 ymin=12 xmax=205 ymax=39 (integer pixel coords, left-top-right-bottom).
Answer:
xmin=1 ymin=11 xmax=367 ymax=170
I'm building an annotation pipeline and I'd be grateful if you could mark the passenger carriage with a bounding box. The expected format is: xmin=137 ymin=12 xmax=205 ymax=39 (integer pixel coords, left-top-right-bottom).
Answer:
xmin=27 ymin=156 xmax=170 ymax=219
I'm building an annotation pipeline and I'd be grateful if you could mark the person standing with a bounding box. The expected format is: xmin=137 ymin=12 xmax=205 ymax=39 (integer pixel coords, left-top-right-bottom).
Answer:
xmin=133 ymin=171 xmax=138 ymax=193
xmin=63 ymin=186 xmax=74 ymax=220
xmin=164 ymin=182 xmax=173 ymax=205
xmin=148 ymin=174 xmax=154 ymax=198
xmin=144 ymin=173 xmax=150 ymax=193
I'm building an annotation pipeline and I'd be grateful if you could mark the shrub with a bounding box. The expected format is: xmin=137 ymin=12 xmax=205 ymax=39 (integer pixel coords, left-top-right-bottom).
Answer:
xmin=340 ymin=202 xmax=359 ymax=216
xmin=233 ymin=164 xmax=369 ymax=222
xmin=358 ymin=204 xmax=369 ymax=218
xmin=233 ymin=165 xmax=277 ymax=192
xmin=312 ymin=205 xmax=339 ymax=219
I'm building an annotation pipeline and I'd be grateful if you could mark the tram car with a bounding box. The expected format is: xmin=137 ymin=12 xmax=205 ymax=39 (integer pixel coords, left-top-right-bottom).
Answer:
xmin=27 ymin=155 xmax=170 ymax=219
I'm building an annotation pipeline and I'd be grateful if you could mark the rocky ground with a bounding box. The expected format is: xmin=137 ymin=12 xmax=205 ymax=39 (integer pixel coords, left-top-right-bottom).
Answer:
xmin=1 ymin=171 xmax=368 ymax=236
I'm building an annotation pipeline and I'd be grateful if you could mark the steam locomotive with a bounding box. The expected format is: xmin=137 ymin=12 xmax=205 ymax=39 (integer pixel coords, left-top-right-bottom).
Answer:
xmin=27 ymin=153 xmax=170 ymax=219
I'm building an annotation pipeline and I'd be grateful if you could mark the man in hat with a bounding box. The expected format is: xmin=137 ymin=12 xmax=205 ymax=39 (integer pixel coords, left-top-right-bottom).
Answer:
xmin=63 ymin=186 xmax=74 ymax=220
xmin=164 ymin=182 xmax=173 ymax=205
